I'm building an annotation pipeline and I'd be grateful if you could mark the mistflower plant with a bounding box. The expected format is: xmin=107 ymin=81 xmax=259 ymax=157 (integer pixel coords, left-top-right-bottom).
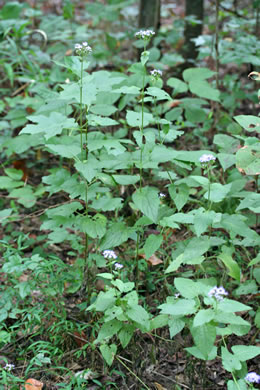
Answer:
xmin=245 ymin=372 xmax=260 ymax=384
xmin=208 ymin=286 xmax=228 ymax=301
xmin=103 ymin=250 xmax=117 ymax=259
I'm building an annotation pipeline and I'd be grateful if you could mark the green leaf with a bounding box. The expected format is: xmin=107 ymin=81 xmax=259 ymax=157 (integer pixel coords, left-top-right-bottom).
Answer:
xmin=0 ymin=176 xmax=23 ymax=190
xmin=183 ymin=68 xmax=216 ymax=82
xmin=112 ymin=175 xmax=140 ymax=185
xmin=193 ymin=309 xmax=214 ymax=327
xmin=75 ymin=160 xmax=98 ymax=182
xmin=217 ymin=299 xmax=251 ymax=313
xmin=204 ymin=183 xmax=232 ymax=203
xmin=227 ymin=380 xmax=247 ymax=390
xmin=189 ymin=80 xmax=220 ymax=101
xmin=221 ymin=347 xmax=241 ymax=372
xmin=169 ymin=183 xmax=189 ymax=211
xmin=126 ymin=305 xmax=150 ymax=331
xmin=132 ymin=187 xmax=159 ymax=223
xmin=100 ymin=343 xmax=117 ymax=366
xmin=159 ymin=299 xmax=197 ymax=316
xmin=79 ymin=215 xmax=107 ymax=239
xmin=174 ymin=278 xmax=199 ymax=299
xmin=143 ymin=234 xmax=163 ymax=259
xmin=59 ymin=79 xmax=97 ymax=106
xmin=21 ymin=113 xmax=77 ymax=140
xmin=89 ymin=104 xmax=117 ymax=116
xmin=167 ymin=77 xmax=188 ymax=94
xmin=9 ymin=187 xmax=36 ymax=208
xmin=89 ymin=290 xmax=116 ymax=312
xmin=118 ymin=324 xmax=135 ymax=348
xmin=234 ymin=115 xmax=260 ymax=133
xmin=168 ymin=317 xmax=185 ymax=338
xmin=186 ymin=346 xmax=217 ymax=361
xmin=4 ymin=168 xmax=23 ymax=180
xmin=91 ymin=196 xmax=123 ymax=211
xmin=126 ymin=110 xmax=154 ymax=127
xmin=236 ymin=145 xmax=260 ymax=175
xmin=150 ymin=315 xmax=169 ymax=331
xmin=218 ymin=252 xmax=241 ymax=282
xmin=194 ymin=210 xmax=214 ymax=236
xmin=141 ymin=50 xmax=150 ymax=66
xmin=100 ymin=222 xmax=131 ymax=251
xmin=165 ymin=254 xmax=183 ymax=273
xmin=97 ymin=320 xmax=122 ymax=342
xmin=191 ymin=323 xmax=216 ymax=359
xmin=231 ymin=345 xmax=260 ymax=362
xmin=146 ymin=87 xmax=172 ymax=101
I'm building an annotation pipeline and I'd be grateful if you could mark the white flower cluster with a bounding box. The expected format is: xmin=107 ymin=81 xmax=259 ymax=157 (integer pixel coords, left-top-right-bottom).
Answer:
xmin=150 ymin=69 xmax=162 ymax=78
xmin=75 ymin=42 xmax=92 ymax=56
xmin=208 ymin=286 xmax=228 ymax=301
xmin=159 ymin=192 xmax=166 ymax=198
xmin=4 ymin=363 xmax=15 ymax=371
xmin=199 ymin=154 xmax=216 ymax=163
xmin=135 ymin=30 xmax=155 ymax=40
xmin=114 ymin=262 xmax=123 ymax=270
xmin=102 ymin=250 xmax=117 ymax=259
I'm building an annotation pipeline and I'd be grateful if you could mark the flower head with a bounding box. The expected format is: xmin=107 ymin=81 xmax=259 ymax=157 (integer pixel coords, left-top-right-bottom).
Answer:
xmin=245 ymin=372 xmax=260 ymax=383
xmin=75 ymin=42 xmax=92 ymax=56
xmin=150 ymin=69 xmax=162 ymax=79
xmin=4 ymin=363 xmax=15 ymax=371
xmin=208 ymin=286 xmax=228 ymax=301
xmin=135 ymin=30 xmax=155 ymax=40
xmin=159 ymin=192 xmax=166 ymax=198
xmin=114 ymin=262 xmax=123 ymax=270
xmin=102 ymin=250 xmax=117 ymax=259
xmin=199 ymin=154 xmax=216 ymax=164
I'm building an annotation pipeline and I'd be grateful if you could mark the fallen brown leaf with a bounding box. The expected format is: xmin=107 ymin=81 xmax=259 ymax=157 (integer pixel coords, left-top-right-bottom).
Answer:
xmin=22 ymin=378 xmax=44 ymax=390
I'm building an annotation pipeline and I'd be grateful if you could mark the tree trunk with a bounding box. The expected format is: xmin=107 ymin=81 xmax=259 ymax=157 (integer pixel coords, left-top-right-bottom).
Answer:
xmin=183 ymin=0 xmax=204 ymax=64
xmin=138 ymin=0 xmax=160 ymax=32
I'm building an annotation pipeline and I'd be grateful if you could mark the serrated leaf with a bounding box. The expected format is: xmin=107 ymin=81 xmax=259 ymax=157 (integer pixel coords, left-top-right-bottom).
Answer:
xmin=126 ymin=110 xmax=154 ymax=127
xmin=143 ymin=234 xmax=163 ymax=259
xmin=21 ymin=113 xmax=77 ymax=140
xmin=221 ymin=347 xmax=241 ymax=372
xmin=132 ymin=187 xmax=159 ymax=223
xmin=231 ymin=345 xmax=260 ymax=362
xmin=100 ymin=343 xmax=117 ymax=366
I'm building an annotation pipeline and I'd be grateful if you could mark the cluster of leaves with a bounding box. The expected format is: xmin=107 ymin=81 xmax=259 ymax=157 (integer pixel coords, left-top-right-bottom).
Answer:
xmin=0 ymin=1 xmax=259 ymax=389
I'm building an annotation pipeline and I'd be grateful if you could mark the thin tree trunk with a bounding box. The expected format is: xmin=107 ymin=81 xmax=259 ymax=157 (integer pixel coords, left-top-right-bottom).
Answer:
xmin=183 ymin=0 xmax=204 ymax=64
xmin=138 ymin=0 xmax=160 ymax=32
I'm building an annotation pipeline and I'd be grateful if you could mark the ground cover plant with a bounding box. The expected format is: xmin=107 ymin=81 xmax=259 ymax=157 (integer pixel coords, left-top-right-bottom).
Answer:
xmin=0 ymin=0 xmax=259 ymax=389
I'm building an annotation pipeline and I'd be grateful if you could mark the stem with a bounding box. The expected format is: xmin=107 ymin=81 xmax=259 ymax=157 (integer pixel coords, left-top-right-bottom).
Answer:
xmin=139 ymin=71 xmax=145 ymax=189
xmin=135 ymin=231 xmax=140 ymax=294
xmin=80 ymin=58 xmax=84 ymax=160
xmin=116 ymin=355 xmax=151 ymax=390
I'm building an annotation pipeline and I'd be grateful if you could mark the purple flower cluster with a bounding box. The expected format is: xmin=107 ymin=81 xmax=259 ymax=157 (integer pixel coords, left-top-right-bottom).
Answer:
xmin=208 ymin=286 xmax=228 ymax=301
xmin=245 ymin=372 xmax=260 ymax=383
xmin=199 ymin=154 xmax=216 ymax=163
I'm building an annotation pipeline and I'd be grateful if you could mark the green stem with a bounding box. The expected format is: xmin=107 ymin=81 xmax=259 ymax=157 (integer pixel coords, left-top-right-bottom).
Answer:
xmin=80 ymin=58 xmax=84 ymax=160
xmin=135 ymin=231 xmax=140 ymax=294
xmin=116 ymin=355 xmax=151 ymax=390
xmin=139 ymin=71 xmax=145 ymax=189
